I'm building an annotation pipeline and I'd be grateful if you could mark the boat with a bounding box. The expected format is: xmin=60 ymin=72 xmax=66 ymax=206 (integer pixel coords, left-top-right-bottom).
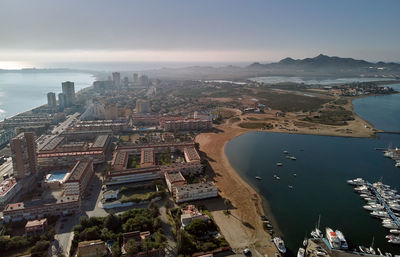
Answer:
xmin=347 ymin=178 xmax=365 ymax=186
xmin=355 ymin=185 xmax=369 ymax=192
xmin=293 ymin=173 xmax=297 ymax=176
xmin=377 ymin=248 xmax=383 ymax=256
xmin=273 ymin=237 xmax=286 ymax=253
xmin=396 ymin=161 xmax=400 ymax=168
xmin=383 ymin=223 xmax=399 ymax=229
xmin=371 ymin=211 xmax=390 ymax=218
xmin=369 ymin=237 xmax=376 ymax=255
xmin=363 ymin=204 xmax=384 ymax=211
xmin=303 ymin=238 xmax=308 ymax=247
xmin=390 ymin=229 xmax=400 ymax=234
xmin=297 ymin=247 xmax=305 ymax=257
xmin=290 ymin=156 xmax=296 ymax=160
xmin=387 ymin=235 xmax=400 ymax=244
xmin=255 ymin=176 xmax=262 ymax=180
xmin=359 ymin=246 xmax=368 ymax=253
xmin=276 ymin=162 xmax=283 ymax=166
xmin=283 ymin=150 xmax=289 ymax=154
xmin=288 ymin=185 xmax=293 ymax=189
xmin=335 ymin=230 xmax=349 ymax=250
xmin=325 ymin=228 xmax=341 ymax=249
xmin=385 ymin=252 xmax=392 ymax=257
xmin=311 ymin=215 xmax=323 ymax=239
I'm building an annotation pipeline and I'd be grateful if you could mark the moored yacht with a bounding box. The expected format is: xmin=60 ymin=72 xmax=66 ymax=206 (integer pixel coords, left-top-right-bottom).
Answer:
xmin=347 ymin=178 xmax=365 ymax=186
xmin=273 ymin=237 xmax=286 ymax=253
xmin=297 ymin=247 xmax=305 ymax=257
xmin=371 ymin=211 xmax=389 ymax=218
xmin=326 ymin=228 xmax=341 ymax=249
xmin=335 ymin=230 xmax=349 ymax=250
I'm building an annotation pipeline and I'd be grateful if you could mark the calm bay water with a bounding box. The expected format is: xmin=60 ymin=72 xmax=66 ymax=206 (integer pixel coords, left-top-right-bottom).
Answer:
xmin=0 ymin=72 xmax=95 ymax=121
xmin=225 ymin=85 xmax=400 ymax=255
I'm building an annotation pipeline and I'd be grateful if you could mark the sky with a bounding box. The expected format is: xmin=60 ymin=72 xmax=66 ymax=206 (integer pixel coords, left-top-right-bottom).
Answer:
xmin=0 ymin=0 xmax=399 ymax=69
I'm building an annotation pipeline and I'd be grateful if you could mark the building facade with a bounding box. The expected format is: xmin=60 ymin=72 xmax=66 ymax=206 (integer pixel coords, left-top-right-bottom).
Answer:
xmin=10 ymin=132 xmax=37 ymax=179
xmin=47 ymin=92 xmax=57 ymax=107
xmin=62 ymin=81 xmax=76 ymax=106
xmin=64 ymin=160 xmax=94 ymax=196
xmin=174 ymin=182 xmax=218 ymax=203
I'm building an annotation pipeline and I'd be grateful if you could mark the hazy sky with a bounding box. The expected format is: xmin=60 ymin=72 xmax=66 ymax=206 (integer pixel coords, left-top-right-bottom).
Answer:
xmin=1 ymin=0 xmax=399 ymax=68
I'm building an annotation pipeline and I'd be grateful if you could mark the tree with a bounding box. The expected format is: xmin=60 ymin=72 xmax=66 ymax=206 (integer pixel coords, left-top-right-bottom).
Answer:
xmin=125 ymin=240 xmax=139 ymax=256
xmin=185 ymin=219 xmax=209 ymax=236
xmin=224 ymin=199 xmax=231 ymax=213
xmin=111 ymin=243 xmax=121 ymax=257
xmin=177 ymin=230 xmax=196 ymax=255
xmin=104 ymin=212 xmax=120 ymax=232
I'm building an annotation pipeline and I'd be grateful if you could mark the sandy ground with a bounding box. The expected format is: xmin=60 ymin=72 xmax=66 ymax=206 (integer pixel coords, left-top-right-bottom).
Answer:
xmin=195 ymin=106 xmax=376 ymax=255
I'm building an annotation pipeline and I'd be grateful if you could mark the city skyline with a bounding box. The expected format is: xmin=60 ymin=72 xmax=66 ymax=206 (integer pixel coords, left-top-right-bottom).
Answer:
xmin=1 ymin=0 xmax=400 ymax=69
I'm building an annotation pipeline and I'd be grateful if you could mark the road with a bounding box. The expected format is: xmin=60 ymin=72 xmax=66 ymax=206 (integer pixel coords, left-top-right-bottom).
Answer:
xmin=159 ymin=198 xmax=177 ymax=257
xmin=51 ymin=112 xmax=80 ymax=135
xmin=52 ymin=214 xmax=80 ymax=257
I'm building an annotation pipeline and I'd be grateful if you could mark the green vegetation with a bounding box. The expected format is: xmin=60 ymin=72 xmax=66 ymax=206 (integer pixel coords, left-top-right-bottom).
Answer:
xmin=177 ymin=219 xmax=229 ymax=255
xmin=0 ymin=216 xmax=57 ymax=257
xmin=332 ymin=98 xmax=348 ymax=105
xmin=238 ymin=122 xmax=273 ymax=129
xmin=157 ymin=152 xmax=172 ymax=165
xmin=127 ymin=155 xmax=140 ymax=169
xmin=71 ymin=205 xmax=166 ymax=256
xmin=186 ymin=173 xmax=201 ymax=184
xmin=302 ymin=109 xmax=354 ymax=125
xmin=120 ymin=191 xmax=166 ymax=203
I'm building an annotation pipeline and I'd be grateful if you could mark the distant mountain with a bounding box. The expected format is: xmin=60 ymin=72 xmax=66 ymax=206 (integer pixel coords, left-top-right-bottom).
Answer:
xmin=247 ymin=54 xmax=399 ymax=70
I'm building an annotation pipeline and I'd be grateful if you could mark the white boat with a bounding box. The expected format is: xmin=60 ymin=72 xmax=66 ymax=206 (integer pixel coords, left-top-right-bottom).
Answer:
xmin=297 ymin=247 xmax=305 ymax=257
xmin=276 ymin=162 xmax=283 ymax=166
xmin=290 ymin=156 xmax=296 ymax=160
xmin=377 ymin=248 xmax=383 ymax=256
xmin=326 ymin=228 xmax=341 ymax=249
xmin=335 ymin=230 xmax=349 ymax=250
xmin=396 ymin=161 xmax=400 ymax=168
xmin=355 ymin=185 xmax=369 ymax=192
xmin=347 ymin=178 xmax=365 ymax=186
xmin=371 ymin=211 xmax=390 ymax=218
xmin=311 ymin=215 xmax=323 ymax=239
xmin=383 ymin=223 xmax=399 ymax=229
xmin=273 ymin=237 xmax=286 ymax=253
xmin=390 ymin=229 xmax=400 ymax=234
xmin=363 ymin=204 xmax=384 ymax=211
xmin=255 ymin=176 xmax=262 ymax=180
xmin=283 ymin=150 xmax=289 ymax=154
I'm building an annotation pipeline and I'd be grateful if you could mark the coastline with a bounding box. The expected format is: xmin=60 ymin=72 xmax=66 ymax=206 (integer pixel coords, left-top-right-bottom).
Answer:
xmin=195 ymin=97 xmax=381 ymax=254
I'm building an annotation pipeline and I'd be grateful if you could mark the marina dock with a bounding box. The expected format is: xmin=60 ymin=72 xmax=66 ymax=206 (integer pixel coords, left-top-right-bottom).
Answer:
xmin=367 ymin=182 xmax=400 ymax=228
xmin=305 ymin=239 xmax=381 ymax=257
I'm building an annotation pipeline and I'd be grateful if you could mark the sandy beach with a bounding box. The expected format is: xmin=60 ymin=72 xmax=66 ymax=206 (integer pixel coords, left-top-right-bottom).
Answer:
xmin=195 ymin=106 xmax=376 ymax=255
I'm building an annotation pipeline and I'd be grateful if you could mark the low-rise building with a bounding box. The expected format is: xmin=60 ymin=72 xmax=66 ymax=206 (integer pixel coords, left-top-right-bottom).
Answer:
xmin=77 ymin=240 xmax=108 ymax=257
xmin=0 ymin=178 xmax=22 ymax=208
xmin=25 ymin=218 xmax=47 ymax=235
xmin=180 ymin=205 xmax=210 ymax=228
xmin=165 ymin=171 xmax=186 ymax=195
xmin=140 ymin=148 xmax=155 ymax=168
xmin=64 ymin=160 xmax=94 ymax=196
xmin=106 ymin=167 xmax=162 ymax=185
xmin=160 ymin=162 xmax=202 ymax=175
xmin=160 ymin=118 xmax=212 ymax=132
xmin=175 ymin=182 xmax=218 ymax=203
xmin=3 ymin=194 xmax=80 ymax=222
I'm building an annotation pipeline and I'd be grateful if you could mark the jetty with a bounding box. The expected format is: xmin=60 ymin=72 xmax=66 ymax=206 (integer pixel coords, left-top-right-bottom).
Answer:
xmin=367 ymin=182 xmax=400 ymax=228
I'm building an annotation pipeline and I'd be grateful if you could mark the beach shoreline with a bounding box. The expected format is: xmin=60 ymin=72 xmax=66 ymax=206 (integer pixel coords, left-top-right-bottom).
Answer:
xmin=195 ymin=97 xmax=380 ymax=254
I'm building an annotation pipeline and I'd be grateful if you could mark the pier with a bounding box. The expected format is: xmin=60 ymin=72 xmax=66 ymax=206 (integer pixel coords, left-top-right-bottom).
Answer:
xmin=366 ymin=182 xmax=400 ymax=228
xmin=305 ymin=239 xmax=380 ymax=257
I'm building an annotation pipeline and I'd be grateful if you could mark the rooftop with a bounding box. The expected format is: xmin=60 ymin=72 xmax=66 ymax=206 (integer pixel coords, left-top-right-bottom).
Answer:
xmin=66 ymin=160 xmax=92 ymax=182
xmin=184 ymin=147 xmax=201 ymax=162
xmin=39 ymin=136 xmax=65 ymax=151
xmin=113 ymin=151 xmax=128 ymax=168
xmin=175 ymin=182 xmax=217 ymax=193
xmin=166 ymin=171 xmax=186 ymax=183
xmin=25 ymin=218 xmax=47 ymax=228
xmin=0 ymin=178 xmax=17 ymax=197
xmin=140 ymin=148 xmax=154 ymax=165
xmin=91 ymin=135 xmax=110 ymax=148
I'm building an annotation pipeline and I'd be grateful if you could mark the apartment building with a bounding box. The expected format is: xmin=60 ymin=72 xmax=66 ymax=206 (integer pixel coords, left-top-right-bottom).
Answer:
xmin=10 ymin=132 xmax=37 ymax=179
xmin=174 ymin=182 xmax=218 ymax=203
xmin=64 ymin=160 xmax=94 ymax=196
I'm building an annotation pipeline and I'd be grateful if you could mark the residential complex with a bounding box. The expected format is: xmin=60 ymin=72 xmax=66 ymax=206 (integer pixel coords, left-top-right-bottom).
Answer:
xmin=64 ymin=160 xmax=94 ymax=196
xmin=62 ymin=81 xmax=76 ymax=106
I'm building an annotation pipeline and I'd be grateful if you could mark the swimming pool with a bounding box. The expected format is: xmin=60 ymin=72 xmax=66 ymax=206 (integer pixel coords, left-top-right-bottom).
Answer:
xmin=47 ymin=171 xmax=68 ymax=182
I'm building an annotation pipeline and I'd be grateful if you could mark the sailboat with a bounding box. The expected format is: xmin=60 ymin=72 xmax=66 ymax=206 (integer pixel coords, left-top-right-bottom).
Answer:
xmin=311 ymin=215 xmax=323 ymax=239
